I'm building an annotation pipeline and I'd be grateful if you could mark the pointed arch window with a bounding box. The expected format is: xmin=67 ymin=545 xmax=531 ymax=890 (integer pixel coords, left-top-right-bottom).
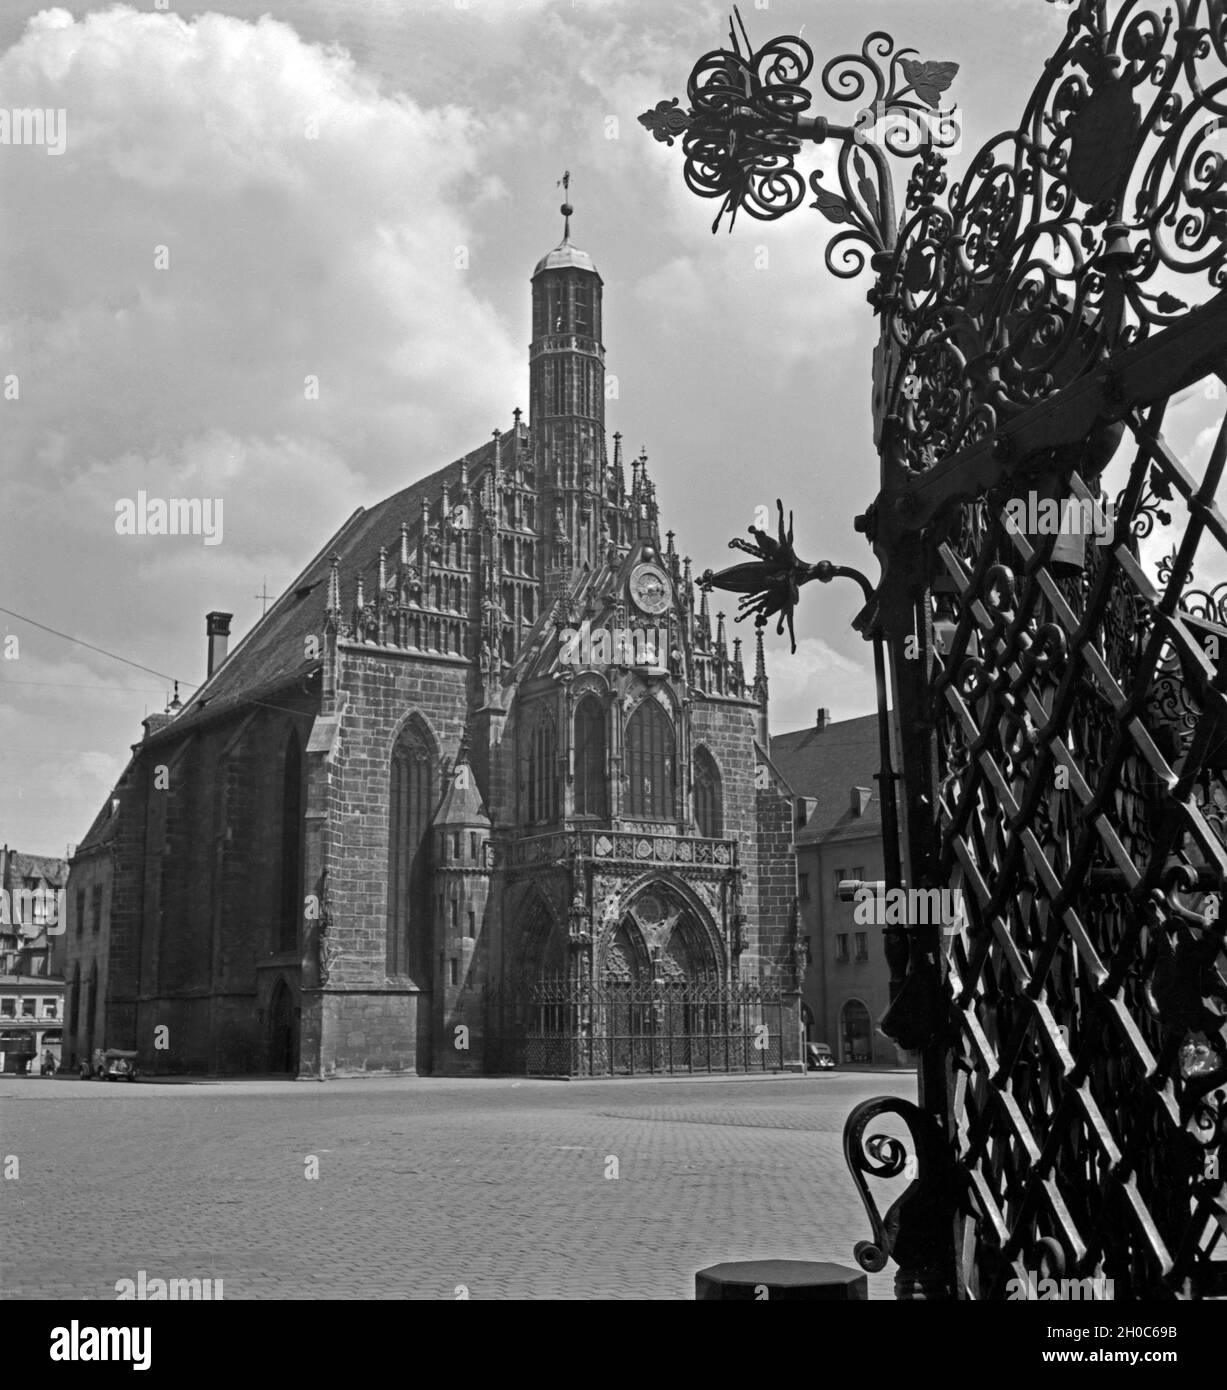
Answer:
xmin=522 ymin=711 xmax=558 ymax=825
xmin=693 ymin=745 xmax=723 ymax=839
xmin=387 ymin=720 xmax=436 ymax=980
xmin=278 ymin=729 xmax=303 ymax=952
xmin=625 ymin=698 xmax=675 ymax=820
xmin=574 ymin=695 xmax=607 ymax=818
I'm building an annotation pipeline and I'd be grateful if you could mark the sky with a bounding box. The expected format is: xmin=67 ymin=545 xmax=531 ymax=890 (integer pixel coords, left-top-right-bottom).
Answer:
xmin=0 ymin=0 xmax=1222 ymax=856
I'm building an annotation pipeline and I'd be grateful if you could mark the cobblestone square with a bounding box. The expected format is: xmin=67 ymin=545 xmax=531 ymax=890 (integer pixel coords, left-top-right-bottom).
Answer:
xmin=2 ymin=1071 xmax=915 ymax=1300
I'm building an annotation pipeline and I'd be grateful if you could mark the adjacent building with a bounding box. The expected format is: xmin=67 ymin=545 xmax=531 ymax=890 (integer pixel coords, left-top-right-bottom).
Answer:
xmin=773 ymin=710 xmax=911 ymax=1067
xmin=0 ymin=846 xmax=68 ymax=1073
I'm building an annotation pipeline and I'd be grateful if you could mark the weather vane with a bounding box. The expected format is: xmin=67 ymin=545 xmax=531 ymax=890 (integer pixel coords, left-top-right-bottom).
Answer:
xmin=557 ymin=169 xmax=572 ymax=240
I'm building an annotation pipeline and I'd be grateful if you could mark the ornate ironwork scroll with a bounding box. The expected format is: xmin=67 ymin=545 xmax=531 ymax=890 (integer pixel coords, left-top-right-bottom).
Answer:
xmin=647 ymin=0 xmax=1227 ymax=1299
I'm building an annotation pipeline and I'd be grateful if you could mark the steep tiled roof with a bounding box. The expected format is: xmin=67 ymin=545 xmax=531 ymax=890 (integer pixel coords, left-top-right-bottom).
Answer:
xmin=4 ymin=852 xmax=68 ymax=889
xmin=771 ymin=712 xmax=900 ymax=845
xmin=145 ymin=428 xmax=520 ymax=745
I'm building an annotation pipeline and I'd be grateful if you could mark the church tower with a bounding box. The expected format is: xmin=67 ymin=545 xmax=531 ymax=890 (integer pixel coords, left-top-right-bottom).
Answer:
xmin=530 ymin=175 xmax=607 ymax=589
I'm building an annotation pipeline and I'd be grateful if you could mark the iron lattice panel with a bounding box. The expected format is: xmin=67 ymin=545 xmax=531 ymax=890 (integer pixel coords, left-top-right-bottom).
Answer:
xmin=932 ymin=402 xmax=1227 ymax=1300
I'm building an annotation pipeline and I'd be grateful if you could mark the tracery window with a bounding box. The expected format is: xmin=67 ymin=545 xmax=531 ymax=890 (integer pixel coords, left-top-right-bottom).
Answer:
xmin=523 ymin=711 xmax=559 ymax=825
xmin=387 ymin=719 xmax=436 ymax=979
xmin=625 ymin=698 xmax=675 ymax=820
xmin=693 ymin=745 xmax=723 ymax=839
xmin=574 ymin=695 xmax=607 ymax=818
xmin=278 ymin=729 xmax=303 ymax=952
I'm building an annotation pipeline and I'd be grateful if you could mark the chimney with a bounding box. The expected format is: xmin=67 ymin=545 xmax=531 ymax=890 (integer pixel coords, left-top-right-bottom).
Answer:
xmin=816 ymin=707 xmax=831 ymax=730
xmin=206 ymin=612 xmax=232 ymax=678
xmin=851 ymin=786 xmax=872 ymax=816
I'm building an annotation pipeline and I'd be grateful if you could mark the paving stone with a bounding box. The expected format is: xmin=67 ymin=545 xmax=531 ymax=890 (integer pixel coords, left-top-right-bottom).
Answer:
xmin=0 ymin=1071 xmax=915 ymax=1300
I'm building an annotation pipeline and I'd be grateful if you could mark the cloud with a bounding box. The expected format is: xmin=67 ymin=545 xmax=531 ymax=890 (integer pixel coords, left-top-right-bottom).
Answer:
xmin=0 ymin=5 xmax=524 ymax=493
xmin=764 ymin=635 xmax=875 ymax=734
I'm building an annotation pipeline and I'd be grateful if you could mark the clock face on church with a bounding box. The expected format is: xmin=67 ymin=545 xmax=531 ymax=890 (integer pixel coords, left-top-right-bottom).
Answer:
xmin=629 ymin=562 xmax=670 ymax=615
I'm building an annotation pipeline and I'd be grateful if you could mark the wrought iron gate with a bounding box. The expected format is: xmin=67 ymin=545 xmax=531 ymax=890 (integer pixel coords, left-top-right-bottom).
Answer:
xmin=485 ymin=979 xmax=800 ymax=1077
xmin=644 ymin=0 xmax=1226 ymax=1298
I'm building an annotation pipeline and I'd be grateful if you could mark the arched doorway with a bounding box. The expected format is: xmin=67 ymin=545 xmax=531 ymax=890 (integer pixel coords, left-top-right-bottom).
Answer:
xmin=601 ymin=917 xmax=651 ymax=1074
xmin=506 ymin=898 xmax=567 ymax=1074
xmin=267 ymin=978 xmax=297 ymax=1074
xmin=840 ymin=998 xmax=873 ymax=1064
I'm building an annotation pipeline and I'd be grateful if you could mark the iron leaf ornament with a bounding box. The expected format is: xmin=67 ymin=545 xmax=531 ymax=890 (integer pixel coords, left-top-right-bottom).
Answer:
xmin=644 ymin=1 xmax=1227 ymax=476
xmin=640 ymin=7 xmax=960 ymax=248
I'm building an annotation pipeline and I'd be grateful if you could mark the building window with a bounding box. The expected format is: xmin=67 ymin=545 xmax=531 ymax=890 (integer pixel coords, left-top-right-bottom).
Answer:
xmin=42 ymin=999 xmax=57 ymax=1019
xmin=470 ymin=832 xmax=479 ymax=859
xmin=387 ymin=718 xmax=437 ymax=981
xmin=279 ymin=729 xmax=304 ymax=953
xmin=523 ymin=713 xmax=559 ymax=825
xmin=693 ymin=745 xmax=723 ymax=839
xmin=835 ymin=935 xmax=849 ymax=963
xmin=852 ymin=865 xmax=865 ymax=882
xmin=22 ymin=997 xmax=36 ymax=1017
xmin=91 ymin=883 xmax=102 ymax=934
xmin=834 ymin=867 xmax=847 ymax=893
xmin=855 ymin=932 xmax=869 ymax=962
xmin=625 ymin=698 xmax=675 ymax=820
xmin=449 ymin=958 xmax=459 ymax=987
xmin=574 ymin=695 xmax=607 ymax=817
xmin=0 ymin=999 xmax=14 ymax=1019
xmin=75 ymin=888 xmax=84 ymax=937
xmin=798 ymin=873 xmax=810 ymax=902
xmin=29 ymin=881 xmax=50 ymax=927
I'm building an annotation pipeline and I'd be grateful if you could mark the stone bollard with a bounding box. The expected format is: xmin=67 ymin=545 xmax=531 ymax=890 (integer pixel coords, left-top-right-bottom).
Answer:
xmin=695 ymin=1260 xmax=867 ymax=1300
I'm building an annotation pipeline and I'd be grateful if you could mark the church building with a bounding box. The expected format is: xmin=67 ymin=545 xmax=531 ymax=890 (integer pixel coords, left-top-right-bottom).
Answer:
xmin=67 ymin=201 xmax=803 ymax=1077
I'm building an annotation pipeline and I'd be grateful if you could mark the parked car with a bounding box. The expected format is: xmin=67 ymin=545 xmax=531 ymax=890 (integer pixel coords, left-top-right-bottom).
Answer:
xmin=806 ymin=1042 xmax=836 ymax=1071
xmin=82 ymin=1048 xmax=139 ymax=1082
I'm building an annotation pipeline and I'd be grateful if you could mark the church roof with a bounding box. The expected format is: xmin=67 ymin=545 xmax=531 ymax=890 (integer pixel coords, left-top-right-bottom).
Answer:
xmin=150 ymin=427 xmax=523 ymax=744
xmin=532 ymin=241 xmax=598 ymax=277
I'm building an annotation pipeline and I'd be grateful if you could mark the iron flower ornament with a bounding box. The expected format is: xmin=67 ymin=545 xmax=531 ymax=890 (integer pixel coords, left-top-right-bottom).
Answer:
xmin=700 ymin=499 xmax=819 ymax=652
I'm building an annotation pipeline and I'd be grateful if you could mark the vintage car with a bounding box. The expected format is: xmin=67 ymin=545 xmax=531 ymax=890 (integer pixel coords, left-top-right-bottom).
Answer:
xmin=82 ymin=1048 xmax=139 ymax=1082
xmin=806 ymin=1042 xmax=836 ymax=1071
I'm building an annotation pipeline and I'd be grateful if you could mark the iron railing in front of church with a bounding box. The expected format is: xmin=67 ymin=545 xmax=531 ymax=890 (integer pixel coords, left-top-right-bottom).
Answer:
xmin=484 ymin=978 xmax=800 ymax=1077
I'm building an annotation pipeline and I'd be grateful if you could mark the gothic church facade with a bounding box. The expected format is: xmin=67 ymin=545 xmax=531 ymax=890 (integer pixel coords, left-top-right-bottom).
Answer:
xmin=71 ymin=217 xmax=802 ymax=1076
